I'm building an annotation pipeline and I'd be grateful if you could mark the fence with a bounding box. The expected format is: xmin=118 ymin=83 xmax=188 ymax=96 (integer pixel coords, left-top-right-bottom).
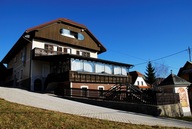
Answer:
xmin=62 ymin=88 xmax=180 ymax=105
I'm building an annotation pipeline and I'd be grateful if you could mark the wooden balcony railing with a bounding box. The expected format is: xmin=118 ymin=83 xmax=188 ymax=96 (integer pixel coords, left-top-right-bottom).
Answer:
xmin=69 ymin=71 xmax=131 ymax=84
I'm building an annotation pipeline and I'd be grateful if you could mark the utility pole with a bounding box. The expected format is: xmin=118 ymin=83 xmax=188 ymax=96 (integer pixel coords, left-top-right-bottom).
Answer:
xmin=188 ymin=47 xmax=191 ymax=62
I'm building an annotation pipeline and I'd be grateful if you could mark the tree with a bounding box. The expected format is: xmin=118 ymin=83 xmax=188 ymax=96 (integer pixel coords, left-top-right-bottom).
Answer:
xmin=145 ymin=61 xmax=156 ymax=86
xmin=155 ymin=62 xmax=169 ymax=78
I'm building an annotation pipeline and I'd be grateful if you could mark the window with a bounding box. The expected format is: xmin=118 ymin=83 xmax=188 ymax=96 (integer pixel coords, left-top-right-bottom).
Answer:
xmin=81 ymin=86 xmax=88 ymax=97
xmin=76 ymin=50 xmax=90 ymax=57
xmin=137 ymin=81 xmax=139 ymax=86
xmin=45 ymin=44 xmax=53 ymax=52
xmin=95 ymin=63 xmax=104 ymax=73
xmin=114 ymin=66 xmax=121 ymax=75
xmin=57 ymin=47 xmax=62 ymax=53
xmin=71 ymin=59 xmax=83 ymax=71
xmin=60 ymin=28 xmax=84 ymax=40
xmin=64 ymin=48 xmax=71 ymax=54
xmin=141 ymin=81 xmax=144 ymax=85
xmin=98 ymin=86 xmax=104 ymax=97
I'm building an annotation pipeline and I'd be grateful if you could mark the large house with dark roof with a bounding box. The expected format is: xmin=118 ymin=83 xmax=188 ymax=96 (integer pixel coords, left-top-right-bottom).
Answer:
xmin=1 ymin=18 xmax=133 ymax=96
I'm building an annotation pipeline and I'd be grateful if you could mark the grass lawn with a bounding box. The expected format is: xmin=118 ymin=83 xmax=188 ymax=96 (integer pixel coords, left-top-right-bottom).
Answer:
xmin=0 ymin=98 xmax=190 ymax=129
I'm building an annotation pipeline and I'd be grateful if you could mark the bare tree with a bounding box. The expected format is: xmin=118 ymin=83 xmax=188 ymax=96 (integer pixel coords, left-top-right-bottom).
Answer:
xmin=155 ymin=62 xmax=169 ymax=78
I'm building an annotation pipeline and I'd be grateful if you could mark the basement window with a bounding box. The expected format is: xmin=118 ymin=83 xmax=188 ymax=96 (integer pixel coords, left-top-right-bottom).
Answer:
xmin=60 ymin=28 xmax=84 ymax=40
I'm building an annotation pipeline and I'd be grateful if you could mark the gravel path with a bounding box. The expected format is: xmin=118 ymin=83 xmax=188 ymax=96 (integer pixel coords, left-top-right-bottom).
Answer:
xmin=0 ymin=87 xmax=192 ymax=128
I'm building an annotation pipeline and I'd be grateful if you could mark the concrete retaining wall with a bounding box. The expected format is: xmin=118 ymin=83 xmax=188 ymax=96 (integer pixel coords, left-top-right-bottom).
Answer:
xmin=65 ymin=97 xmax=184 ymax=117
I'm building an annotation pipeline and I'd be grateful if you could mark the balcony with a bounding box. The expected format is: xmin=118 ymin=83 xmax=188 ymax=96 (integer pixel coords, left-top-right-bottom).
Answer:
xmin=69 ymin=71 xmax=131 ymax=84
xmin=33 ymin=47 xmax=66 ymax=57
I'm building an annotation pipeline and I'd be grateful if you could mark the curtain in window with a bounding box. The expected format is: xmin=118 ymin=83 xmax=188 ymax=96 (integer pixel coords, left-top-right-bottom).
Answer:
xmin=95 ymin=63 xmax=104 ymax=73
xmin=122 ymin=67 xmax=127 ymax=75
xmin=104 ymin=64 xmax=113 ymax=74
xmin=71 ymin=59 xmax=83 ymax=71
xmin=84 ymin=61 xmax=94 ymax=72
xmin=114 ymin=66 xmax=121 ymax=75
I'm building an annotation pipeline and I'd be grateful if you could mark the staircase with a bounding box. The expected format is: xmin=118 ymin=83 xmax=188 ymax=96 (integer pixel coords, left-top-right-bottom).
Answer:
xmin=104 ymin=83 xmax=150 ymax=104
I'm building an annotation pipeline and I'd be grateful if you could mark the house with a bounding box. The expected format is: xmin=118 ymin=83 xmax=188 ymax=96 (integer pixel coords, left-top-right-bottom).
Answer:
xmin=158 ymin=73 xmax=191 ymax=116
xmin=1 ymin=18 xmax=133 ymax=97
xmin=178 ymin=61 xmax=192 ymax=83
xmin=0 ymin=62 xmax=10 ymax=85
xmin=129 ymin=71 xmax=150 ymax=89
xmin=177 ymin=61 xmax=192 ymax=114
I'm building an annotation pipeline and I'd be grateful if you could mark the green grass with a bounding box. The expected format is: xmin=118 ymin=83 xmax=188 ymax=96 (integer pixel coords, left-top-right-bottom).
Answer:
xmin=0 ymin=98 xmax=188 ymax=129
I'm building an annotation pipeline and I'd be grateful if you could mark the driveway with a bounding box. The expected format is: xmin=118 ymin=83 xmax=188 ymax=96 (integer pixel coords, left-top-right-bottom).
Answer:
xmin=0 ymin=87 xmax=192 ymax=128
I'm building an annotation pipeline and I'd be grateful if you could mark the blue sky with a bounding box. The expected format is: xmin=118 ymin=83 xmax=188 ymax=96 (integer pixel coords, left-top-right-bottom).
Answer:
xmin=1 ymin=0 xmax=192 ymax=77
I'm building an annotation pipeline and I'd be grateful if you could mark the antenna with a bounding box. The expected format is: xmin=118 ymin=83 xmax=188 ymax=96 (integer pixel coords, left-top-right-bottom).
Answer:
xmin=188 ymin=47 xmax=191 ymax=62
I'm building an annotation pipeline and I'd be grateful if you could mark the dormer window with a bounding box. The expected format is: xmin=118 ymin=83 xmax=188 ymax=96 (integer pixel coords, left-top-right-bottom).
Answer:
xmin=60 ymin=28 xmax=84 ymax=40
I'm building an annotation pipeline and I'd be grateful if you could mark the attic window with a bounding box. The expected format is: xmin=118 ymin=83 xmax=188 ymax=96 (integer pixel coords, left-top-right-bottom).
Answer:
xmin=60 ymin=28 xmax=84 ymax=40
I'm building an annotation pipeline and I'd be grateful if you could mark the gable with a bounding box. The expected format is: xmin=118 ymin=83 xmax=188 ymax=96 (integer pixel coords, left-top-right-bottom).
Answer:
xmin=178 ymin=61 xmax=192 ymax=77
xmin=159 ymin=74 xmax=191 ymax=86
xmin=26 ymin=18 xmax=106 ymax=54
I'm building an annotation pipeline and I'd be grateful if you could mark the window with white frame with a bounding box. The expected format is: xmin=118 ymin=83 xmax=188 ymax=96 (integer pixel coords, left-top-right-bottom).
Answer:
xmin=81 ymin=86 xmax=88 ymax=97
xmin=98 ymin=86 xmax=104 ymax=97
xmin=64 ymin=48 xmax=71 ymax=54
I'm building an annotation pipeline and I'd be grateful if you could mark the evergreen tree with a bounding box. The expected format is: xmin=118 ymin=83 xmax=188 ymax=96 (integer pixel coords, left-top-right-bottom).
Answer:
xmin=145 ymin=61 xmax=156 ymax=85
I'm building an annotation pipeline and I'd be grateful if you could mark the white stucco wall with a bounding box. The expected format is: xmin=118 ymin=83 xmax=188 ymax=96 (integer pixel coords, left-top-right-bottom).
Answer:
xmin=30 ymin=60 xmax=50 ymax=91
xmin=32 ymin=40 xmax=98 ymax=58
xmin=32 ymin=40 xmax=45 ymax=49
xmin=134 ymin=76 xmax=147 ymax=86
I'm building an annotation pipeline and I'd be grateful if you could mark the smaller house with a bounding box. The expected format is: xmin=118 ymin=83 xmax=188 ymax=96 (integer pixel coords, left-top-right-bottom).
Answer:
xmin=129 ymin=71 xmax=150 ymax=89
xmin=158 ymin=73 xmax=191 ymax=116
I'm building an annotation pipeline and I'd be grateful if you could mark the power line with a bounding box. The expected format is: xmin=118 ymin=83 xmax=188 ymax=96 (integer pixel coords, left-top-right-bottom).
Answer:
xmin=108 ymin=49 xmax=147 ymax=61
xmin=108 ymin=47 xmax=191 ymax=68
xmin=134 ymin=48 xmax=189 ymax=66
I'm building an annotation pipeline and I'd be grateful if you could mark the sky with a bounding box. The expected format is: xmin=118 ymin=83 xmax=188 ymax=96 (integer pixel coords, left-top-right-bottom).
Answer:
xmin=1 ymin=0 xmax=192 ymax=77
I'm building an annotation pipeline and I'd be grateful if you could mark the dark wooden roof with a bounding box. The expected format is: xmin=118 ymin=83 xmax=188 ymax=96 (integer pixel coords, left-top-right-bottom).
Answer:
xmin=2 ymin=18 xmax=107 ymax=63
xmin=26 ymin=18 xmax=87 ymax=32
xmin=26 ymin=18 xmax=106 ymax=53
xmin=159 ymin=74 xmax=191 ymax=86
xmin=177 ymin=61 xmax=192 ymax=76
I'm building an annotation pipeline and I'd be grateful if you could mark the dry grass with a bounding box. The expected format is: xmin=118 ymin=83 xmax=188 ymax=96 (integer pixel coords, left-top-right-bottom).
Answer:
xmin=0 ymin=98 xmax=185 ymax=129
